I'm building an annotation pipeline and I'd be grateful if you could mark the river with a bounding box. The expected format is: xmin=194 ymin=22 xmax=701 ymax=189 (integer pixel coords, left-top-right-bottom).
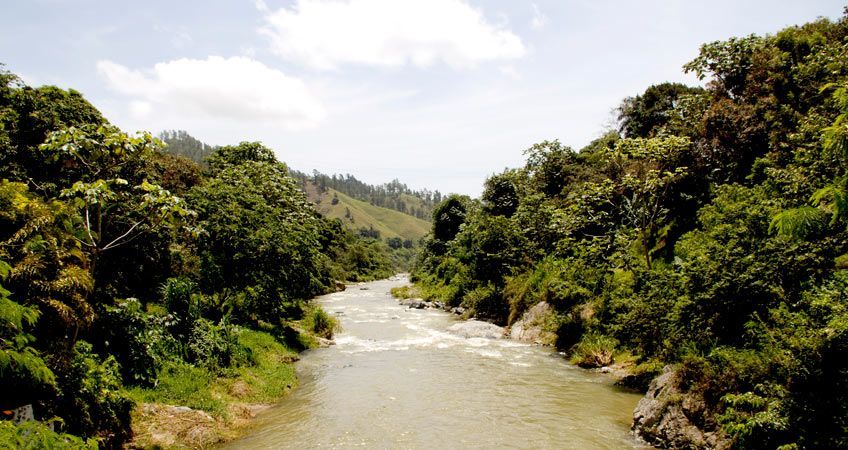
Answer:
xmin=223 ymin=276 xmax=646 ymax=449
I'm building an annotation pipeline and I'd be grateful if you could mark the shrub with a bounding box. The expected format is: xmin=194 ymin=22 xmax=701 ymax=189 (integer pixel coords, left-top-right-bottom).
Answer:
xmin=51 ymin=341 xmax=134 ymax=447
xmin=95 ymin=298 xmax=177 ymax=386
xmin=462 ymin=284 xmax=509 ymax=325
xmin=161 ymin=277 xmax=198 ymax=339
xmin=302 ymin=307 xmax=340 ymax=339
xmin=187 ymin=319 xmax=251 ymax=373
xmin=571 ymin=334 xmax=618 ymax=368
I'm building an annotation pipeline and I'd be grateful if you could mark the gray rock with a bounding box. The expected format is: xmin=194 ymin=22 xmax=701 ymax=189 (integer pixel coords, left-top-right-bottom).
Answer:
xmin=508 ymin=301 xmax=557 ymax=345
xmin=446 ymin=320 xmax=505 ymax=339
xmin=633 ymin=366 xmax=728 ymax=449
xmin=399 ymin=298 xmax=428 ymax=309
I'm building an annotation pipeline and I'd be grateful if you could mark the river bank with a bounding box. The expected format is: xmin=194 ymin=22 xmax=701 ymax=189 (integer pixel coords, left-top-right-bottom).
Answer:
xmin=125 ymin=322 xmax=330 ymax=448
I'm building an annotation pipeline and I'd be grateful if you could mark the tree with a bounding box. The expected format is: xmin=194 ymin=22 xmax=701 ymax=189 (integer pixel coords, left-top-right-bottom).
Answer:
xmin=189 ymin=160 xmax=329 ymax=321
xmin=618 ymin=82 xmax=705 ymax=138
xmin=482 ymin=172 xmax=519 ymax=217
xmin=683 ymin=35 xmax=763 ymax=98
xmin=39 ymin=126 xmax=195 ymax=267
xmin=432 ymin=195 xmax=469 ymax=243
xmin=206 ymin=141 xmax=278 ymax=174
xmin=0 ymin=71 xmax=106 ymax=189
xmin=608 ymin=137 xmax=690 ymax=267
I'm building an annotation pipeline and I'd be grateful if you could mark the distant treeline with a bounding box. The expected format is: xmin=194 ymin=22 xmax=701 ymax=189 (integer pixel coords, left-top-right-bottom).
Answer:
xmin=158 ymin=129 xmax=217 ymax=166
xmin=290 ymin=170 xmax=442 ymax=221
xmin=154 ymin=130 xmax=440 ymax=222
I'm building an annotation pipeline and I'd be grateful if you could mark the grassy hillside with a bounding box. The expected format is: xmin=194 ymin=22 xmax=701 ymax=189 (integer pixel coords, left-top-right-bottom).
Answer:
xmin=317 ymin=189 xmax=430 ymax=241
xmin=305 ymin=183 xmax=430 ymax=242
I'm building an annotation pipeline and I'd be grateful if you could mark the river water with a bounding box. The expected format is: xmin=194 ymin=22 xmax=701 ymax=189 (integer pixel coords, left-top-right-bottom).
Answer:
xmin=224 ymin=276 xmax=646 ymax=449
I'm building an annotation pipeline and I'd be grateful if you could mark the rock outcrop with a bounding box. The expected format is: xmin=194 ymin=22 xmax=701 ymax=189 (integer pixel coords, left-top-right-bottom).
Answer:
xmin=633 ymin=366 xmax=729 ymax=449
xmin=508 ymin=301 xmax=557 ymax=345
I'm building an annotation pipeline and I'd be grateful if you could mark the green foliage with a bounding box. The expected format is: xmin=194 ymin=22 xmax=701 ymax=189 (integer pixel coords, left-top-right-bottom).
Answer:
xmin=0 ymin=260 xmax=55 ymax=408
xmin=432 ymin=194 xmax=469 ymax=244
xmin=206 ymin=141 xmax=278 ymax=174
xmin=0 ymin=181 xmax=94 ymax=349
xmin=40 ymin=125 xmax=196 ymax=256
xmin=684 ymin=35 xmax=763 ymax=97
xmin=95 ymin=298 xmax=176 ymax=386
xmin=0 ymin=72 xmax=106 ymax=185
xmin=618 ymin=82 xmax=705 ymax=138
xmin=187 ymin=319 xmax=251 ymax=373
xmin=126 ymin=361 xmax=223 ymax=414
xmin=410 ymin=14 xmax=848 ymax=447
xmin=571 ymin=334 xmax=618 ymax=368
xmin=461 ymin=284 xmax=507 ymax=324
xmin=189 ymin=159 xmax=329 ymax=321
xmin=453 ymin=214 xmax=528 ymax=287
xmin=309 ymin=188 xmax=430 ymax=243
xmin=52 ymin=341 xmax=134 ymax=447
xmin=158 ymin=129 xmax=216 ymax=166
xmin=301 ymin=306 xmax=340 ymax=339
xmin=0 ymin=420 xmax=97 ymax=449
xmin=482 ymin=172 xmax=519 ymax=217
xmin=291 ymin=170 xmax=443 ymax=221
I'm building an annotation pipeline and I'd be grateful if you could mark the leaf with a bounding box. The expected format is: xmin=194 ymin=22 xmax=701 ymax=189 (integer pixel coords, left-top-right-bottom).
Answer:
xmin=769 ymin=206 xmax=829 ymax=238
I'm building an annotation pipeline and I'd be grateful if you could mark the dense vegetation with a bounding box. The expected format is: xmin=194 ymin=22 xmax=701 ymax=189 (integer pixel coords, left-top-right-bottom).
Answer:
xmin=0 ymin=68 xmax=392 ymax=447
xmin=412 ymin=15 xmax=848 ymax=449
xmin=156 ymin=130 xmax=428 ymax=271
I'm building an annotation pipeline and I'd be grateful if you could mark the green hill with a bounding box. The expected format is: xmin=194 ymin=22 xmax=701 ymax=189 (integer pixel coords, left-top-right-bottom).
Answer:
xmin=305 ymin=183 xmax=430 ymax=242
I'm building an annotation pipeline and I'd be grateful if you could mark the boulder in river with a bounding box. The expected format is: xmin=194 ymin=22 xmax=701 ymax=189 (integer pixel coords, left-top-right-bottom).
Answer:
xmin=398 ymin=298 xmax=428 ymax=309
xmin=446 ymin=320 xmax=505 ymax=339
xmin=632 ymin=366 xmax=728 ymax=449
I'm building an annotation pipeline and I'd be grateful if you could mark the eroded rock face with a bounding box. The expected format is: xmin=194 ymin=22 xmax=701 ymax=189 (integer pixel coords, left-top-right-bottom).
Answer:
xmin=446 ymin=320 xmax=505 ymax=339
xmin=508 ymin=301 xmax=557 ymax=345
xmin=633 ymin=366 xmax=728 ymax=449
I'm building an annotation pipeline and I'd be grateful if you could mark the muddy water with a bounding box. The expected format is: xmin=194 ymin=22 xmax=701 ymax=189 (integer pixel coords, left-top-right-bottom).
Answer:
xmin=223 ymin=277 xmax=646 ymax=449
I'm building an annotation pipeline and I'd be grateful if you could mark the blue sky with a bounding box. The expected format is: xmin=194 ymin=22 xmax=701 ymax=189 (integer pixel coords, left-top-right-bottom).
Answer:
xmin=2 ymin=0 xmax=845 ymax=195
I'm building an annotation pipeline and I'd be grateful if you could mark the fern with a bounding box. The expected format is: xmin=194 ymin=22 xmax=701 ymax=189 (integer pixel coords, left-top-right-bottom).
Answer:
xmin=0 ymin=271 xmax=56 ymax=389
xmin=811 ymin=183 xmax=848 ymax=228
xmin=769 ymin=206 xmax=829 ymax=238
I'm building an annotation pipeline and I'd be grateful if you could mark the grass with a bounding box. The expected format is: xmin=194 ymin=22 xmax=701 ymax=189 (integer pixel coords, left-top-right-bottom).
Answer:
xmin=390 ymin=285 xmax=421 ymax=299
xmin=570 ymin=334 xmax=619 ymax=368
xmin=308 ymin=187 xmax=430 ymax=241
xmin=125 ymin=327 xmax=306 ymax=448
xmin=299 ymin=306 xmax=341 ymax=339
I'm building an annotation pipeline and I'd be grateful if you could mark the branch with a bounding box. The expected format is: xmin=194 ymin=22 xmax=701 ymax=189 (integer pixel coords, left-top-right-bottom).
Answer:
xmin=84 ymin=207 xmax=97 ymax=247
xmin=101 ymin=220 xmax=143 ymax=251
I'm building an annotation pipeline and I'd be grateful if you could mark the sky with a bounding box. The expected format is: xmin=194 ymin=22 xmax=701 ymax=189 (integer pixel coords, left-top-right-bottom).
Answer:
xmin=1 ymin=0 xmax=845 ymax=195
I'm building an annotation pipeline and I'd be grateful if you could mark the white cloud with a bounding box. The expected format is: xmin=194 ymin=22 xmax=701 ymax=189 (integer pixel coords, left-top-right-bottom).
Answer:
xmin=96 ymin=56 xmax=326 ymax=128
xmin=498 ymin=65 xmax=521 ymax=80
xmin=531 ymin=3 xmax=548 ymax=29
xmin=259 ymin=0 xmax=526 ymax=70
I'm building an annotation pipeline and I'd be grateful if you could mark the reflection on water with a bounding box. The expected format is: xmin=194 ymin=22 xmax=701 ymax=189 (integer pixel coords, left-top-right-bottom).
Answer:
xmin=222 ymin=277 xmax=646 ymax=449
